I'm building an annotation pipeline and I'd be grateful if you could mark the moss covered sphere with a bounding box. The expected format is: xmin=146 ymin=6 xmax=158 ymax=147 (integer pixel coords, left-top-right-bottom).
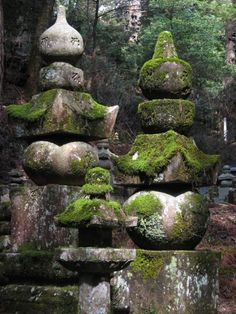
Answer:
xmin=139 ymin=31 xmax=192 ymax=99
xmin=124 ymin=191 xmax=209 ymax=250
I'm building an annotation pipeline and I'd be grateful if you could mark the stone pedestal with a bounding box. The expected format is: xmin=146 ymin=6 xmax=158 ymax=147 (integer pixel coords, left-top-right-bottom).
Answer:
xmin=79 ymin=274 xmax=110 ymax=314
xmin=111 ymin=250 xmax=220 ymax=314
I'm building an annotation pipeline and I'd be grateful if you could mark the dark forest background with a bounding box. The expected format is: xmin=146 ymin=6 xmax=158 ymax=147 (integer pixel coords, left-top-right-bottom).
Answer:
xmin=1 ymin=0 xmax=236 ymax=180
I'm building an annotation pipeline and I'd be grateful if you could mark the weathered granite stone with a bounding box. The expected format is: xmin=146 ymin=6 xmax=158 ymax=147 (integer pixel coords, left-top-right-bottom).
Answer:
xmin=23 ymin=141 xmax=98 ymax=185
xmin=79 ymin=274 xmax=110 ymax=314
xmin=97 ymin=139 xmax=112 ymax=170
xmin=139 ymin=31 xmax=192 ymax=99
xmin=0 ymin=284 xmax=79 ymax=314
xmin=56 ymin=247 xmax=136 ymax=273
xmin=138 ymin=99 xmax=195 ymax=133
xmin=6 ymin=89 xmax=119 ymax=141
xmin=0 ymin=236 xmax=11 ymax=252
xmin=111 ymin=250 xmax=220 ymax=314
xmin=40 ymin=62 xmax=84 ymax=91
xmin=10 ymin=183 xmax=81 ymax=251
xmin=39 ymin=5 xmax=84 ymax=64
xmin=124 ymin=191 xmax=209 ymax=250
xmin=0 ymin=252 xmax=78 ymax=283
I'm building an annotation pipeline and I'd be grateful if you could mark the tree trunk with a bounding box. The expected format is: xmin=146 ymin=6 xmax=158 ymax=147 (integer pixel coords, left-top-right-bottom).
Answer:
xmin=25 ymin=0 xmax=55 ymax=97
xmin=0 ymin=0 xmax=4 ymax=101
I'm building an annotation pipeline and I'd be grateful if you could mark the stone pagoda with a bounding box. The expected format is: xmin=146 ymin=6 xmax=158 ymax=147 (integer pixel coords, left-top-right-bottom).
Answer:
xmin=2 ymin=5 xmax=135 ymax=314
xmin=110 ymin=31 xmax=221 ymax=313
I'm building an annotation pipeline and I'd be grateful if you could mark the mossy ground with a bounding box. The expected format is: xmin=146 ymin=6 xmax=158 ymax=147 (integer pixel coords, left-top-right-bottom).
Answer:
xmin=113 ymin=130 xmax=219 ymax=180
xmin=55 ymin=198 xmax=122 ymax=227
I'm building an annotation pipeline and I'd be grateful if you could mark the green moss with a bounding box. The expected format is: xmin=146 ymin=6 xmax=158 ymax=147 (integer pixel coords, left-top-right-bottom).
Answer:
xmin=153 ymin=31 xmax=178 ymax=59
xmin=85 ymin=167 xmax=110 ymax=184
xmin=138 ymin=99 xmax=195 ymax=132
xmin=170 ymin=194 xmax=209 ymax=243
xmin=124 ymin=193 xmax=163 ymax=218
xmin=74 ymin=92 xmax=107 ymax=120
xmin=55 ymin=198 xmax=122 ymax=227
xmin=70 ymin=153 xmax=98 ymax=175
xmin=139 ymin=57 xmax=192 ymax=97
xmin=130 ymin=250 xmax=165 ymax=280
xmin=5 ymin=89 xmax=57 ymax=121
xmin=82 ymin=183 xmax=113 ymax=195
xmin=113 ymin=130 xmax=219 ymax=180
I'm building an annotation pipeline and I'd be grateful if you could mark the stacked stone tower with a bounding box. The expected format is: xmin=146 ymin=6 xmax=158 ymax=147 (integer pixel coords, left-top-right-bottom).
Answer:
xmin=3 ymin=6 xmax=136 ymax=313
xmin=111 ymin=31 xmax=221 ymax=313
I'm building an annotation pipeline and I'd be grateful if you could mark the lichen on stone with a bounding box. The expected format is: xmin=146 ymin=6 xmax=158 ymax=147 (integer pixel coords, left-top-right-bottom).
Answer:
xmin=170 ymin=193 xmax=209 ymax=244
xmin=5 ymin=89 xmax=58 ymax=121
xmin=130 ymin=250 xmax=166 ymax=280
xmin=113 ymin=130 xmax=219 ymax=180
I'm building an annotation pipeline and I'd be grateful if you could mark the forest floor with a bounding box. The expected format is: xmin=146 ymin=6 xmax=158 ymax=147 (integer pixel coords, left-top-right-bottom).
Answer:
xmin=197 ymin=203 xmax=236 ymax=314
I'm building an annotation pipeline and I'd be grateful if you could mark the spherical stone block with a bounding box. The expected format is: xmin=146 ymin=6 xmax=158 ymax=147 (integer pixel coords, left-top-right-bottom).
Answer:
xmin=40 ymin=62 xmax=84 ymax=91
xmin=39 ymin=5 xmax=84 ymax=64
xmin=139 ymin=57 xmax=192 ymax=99
xmin=138 ymin=99 xmax=195 ymax=134
xmin=23 ymin=141 xmax=98 ymax=185
xmin=124 ymin=191 xmax=209 ymax=250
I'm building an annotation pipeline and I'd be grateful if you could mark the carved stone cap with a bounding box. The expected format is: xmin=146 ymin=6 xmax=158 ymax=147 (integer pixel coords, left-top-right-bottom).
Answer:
xmin=39 ymin=5 xmax=84 ymax=64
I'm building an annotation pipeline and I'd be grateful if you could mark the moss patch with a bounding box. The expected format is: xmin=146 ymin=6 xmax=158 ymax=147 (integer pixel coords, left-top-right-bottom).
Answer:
xmin=113 ymin=130 xmax=219 ymax=179
xmin=73 ymin=92 xmax=107 ymax=120
xmin=130 ymin=250 xmax=166 ymax=280
xmin=138 ymin=99 xmax=195 ymax=133
xmin=153 ymin=31 xmax=178 ymax=59
xmin=139 ymin=57 xmax=192 ymax=99
xmin=170 ymin=194 xmax=209 ymax=243
xmin=124 ymin=193 xmax=163 ymax=218
xmin=85 ymin=167 xmax=110 ymax=184
xmin=55 ymin=198 xmax=122 ymax=227
xmin=5 ymin=89 xmax=57 ymax=121
xmin=70 ymin=153 xmax=98 ymax=175
xmin=82 ymin=183 xmax=113 ymax=195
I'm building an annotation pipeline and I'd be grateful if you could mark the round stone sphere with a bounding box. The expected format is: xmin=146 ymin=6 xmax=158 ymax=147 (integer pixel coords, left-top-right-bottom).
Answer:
xmin=139 ymin=58 xmax=192 ymax=99
xmin=23 ymin=141 xmax=98 ymax=185
xmin=124 ymin=191 xmax=209 ymax=250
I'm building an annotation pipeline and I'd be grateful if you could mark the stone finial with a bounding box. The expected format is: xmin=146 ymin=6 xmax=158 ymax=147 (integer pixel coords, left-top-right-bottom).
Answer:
xmin=39 ymin=5 xmax=84 ymax=64
xmin=153 ymin=31 xmax=178 ymax=59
